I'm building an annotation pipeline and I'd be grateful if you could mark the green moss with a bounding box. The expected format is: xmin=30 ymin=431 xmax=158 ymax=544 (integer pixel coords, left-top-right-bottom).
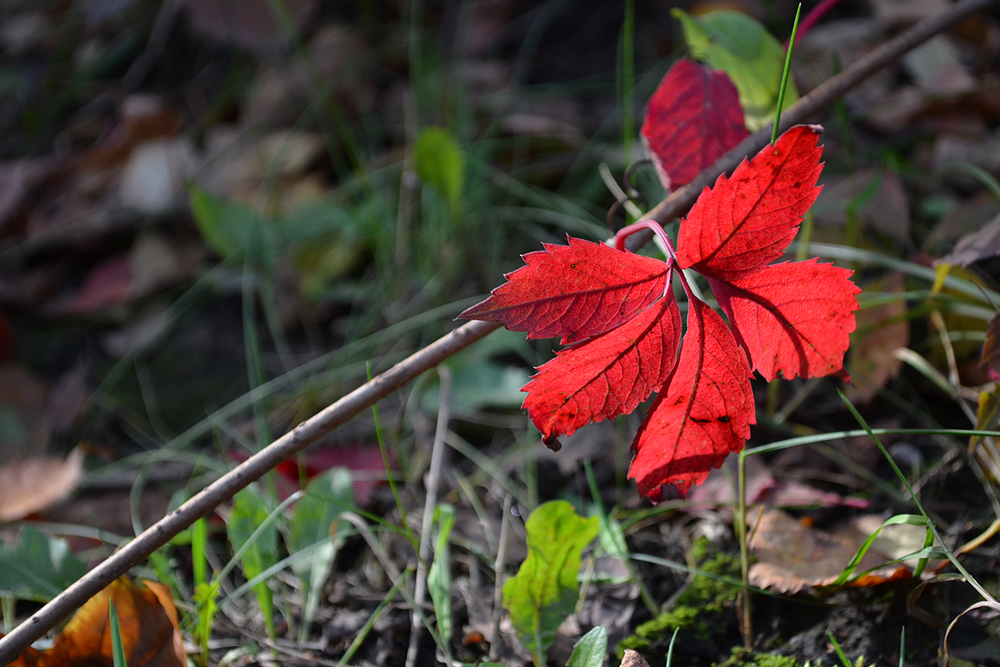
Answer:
xmin=618 ymin=538 xmax=742 ymax=654
xmin=714 ymin=647 xmax=802 ymax=667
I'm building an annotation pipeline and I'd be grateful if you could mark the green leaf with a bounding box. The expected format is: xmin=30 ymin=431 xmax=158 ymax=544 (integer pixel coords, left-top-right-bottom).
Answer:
xmin=194 ymin=580 xmax=220 ymax=656
xmin=190 ymin=186 xmax=277 ymax=266
xmin=288 ymin=467 xmax=355 ymax=642
xmin=415 ymin=127 xmax=465 ymax=213
xmin=567 ymin=626 xmax=608 ymax=667
xmin=672 ymin=9 xmax=799 ymax=132
xmin=0 ymin=528 xmax=87 ymax=601
xmin=228 ymin=487 xmax=278 ymax=638
xmin=502 ymin=501 xmax=600 ymax=661
xmin=428 ymin=503 xmax=456 ymax=645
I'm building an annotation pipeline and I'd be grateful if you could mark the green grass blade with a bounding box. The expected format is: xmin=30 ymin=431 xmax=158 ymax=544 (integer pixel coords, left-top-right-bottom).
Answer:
xmin=772 ymin=3 xmax=802 ymax=144
xmin=109 ymin=599 xmax=128 ymax=667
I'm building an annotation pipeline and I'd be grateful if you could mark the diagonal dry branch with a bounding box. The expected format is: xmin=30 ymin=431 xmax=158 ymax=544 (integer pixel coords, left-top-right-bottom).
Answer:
xmin=0 ymin=0 xmax=995 ymax=661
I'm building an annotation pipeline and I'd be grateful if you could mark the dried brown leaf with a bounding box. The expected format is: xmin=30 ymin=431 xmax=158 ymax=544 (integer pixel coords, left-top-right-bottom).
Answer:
xmin=0 ymin=447 xmax=84 ymax=521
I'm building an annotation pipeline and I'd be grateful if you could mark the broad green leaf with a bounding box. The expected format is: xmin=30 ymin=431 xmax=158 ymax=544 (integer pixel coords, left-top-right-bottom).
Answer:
xmin=228 ymin=487 xmax=278 ymax=638
xmin=503 ymin=501 xmax=599 ymax=660
xmin=190 ymin=186 xmax=277 ymax=267
xmin=428 ymin=503 xmax=456 ymax=644
xmin=421 ymin=362 xmax=532 ymax=413
xmin=673 ymin=9 xmax=799 ymax=132
xmin=288 ymin=467 xmax=354 ymax=642
xmin=567 ymin=626 xmax=608 ymax=667
xmin=415 ymin=127 xmax=465 ymax=213
xmin=0 ymin=528 xmax=87 ymax=601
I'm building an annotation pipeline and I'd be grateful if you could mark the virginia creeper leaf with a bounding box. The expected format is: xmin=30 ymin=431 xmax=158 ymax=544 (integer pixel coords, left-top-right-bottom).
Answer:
xmin=629 ymin=294 xmax=754 ymax=501
xmin=710 ymin=260 xmax=860 ymax=381
xmin=677 ymin=125 xmax=823 ymax=279
xmin=459 ymin=236 xmax=670 ymax=344
xmin=522 ymin=285 xmax=681 ymax=441
xmin=641 ymin=58 xmax=748 ymax=190
xmin=673 ymin=8 xmax=799 ymax=132
xmin=502 ymin=501 xmax=599 ymax=659
xmin=462 ymin=124 xmax=858 ymax=503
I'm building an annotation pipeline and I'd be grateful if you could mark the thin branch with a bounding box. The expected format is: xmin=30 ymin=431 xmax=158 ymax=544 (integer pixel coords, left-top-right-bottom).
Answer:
xmin=0 ymin=0 xmax=994 ymax=661
xmin=0 ymin=320 xmax=498 ymax=664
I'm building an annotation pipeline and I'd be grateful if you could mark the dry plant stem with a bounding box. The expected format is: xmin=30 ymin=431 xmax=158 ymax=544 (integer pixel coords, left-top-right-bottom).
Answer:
xmin=489 ymin=493 xmax=513 ymax=663
xmin=0 ymin=320 xmax=497 ymax=664
xmin=627 ymin=0 xmax=998 ymax=251
xmin=2 ymin=2 xmax=994 ymax=660
xmin=405 ymin=368 xmax=452 ymax=667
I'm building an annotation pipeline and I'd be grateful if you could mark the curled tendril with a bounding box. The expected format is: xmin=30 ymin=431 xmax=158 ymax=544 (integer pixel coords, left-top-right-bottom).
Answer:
xmin=623 ymin=158 xmax=653 ymax=201
xmin=606 ymin=196 xmax=634 ymax=232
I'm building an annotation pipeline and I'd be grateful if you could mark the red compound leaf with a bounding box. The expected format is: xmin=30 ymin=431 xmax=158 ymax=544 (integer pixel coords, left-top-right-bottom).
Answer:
xmin=628 ymin=292 xmax=755 ymax=501
xmin=522 ymin=283 xmax=682 ymax=444
xmin=710 ymin=260 xmax=861 ymax=382
xmin=459 ymin=236 xmax=671 ymax=344
xmin=641 ymin=58 xmax=749 ymax=190
xmin=462 ymin=124 xmax=859 ymax=502
xmin=676 ymin=125 xmax=823 ymax=279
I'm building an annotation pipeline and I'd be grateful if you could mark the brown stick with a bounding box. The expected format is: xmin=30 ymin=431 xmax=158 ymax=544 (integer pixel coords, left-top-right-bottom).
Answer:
xmin=0 ymin=0 xmax=994 ymax=661
xmin=627 ymin=0 xmax=997 ymax=250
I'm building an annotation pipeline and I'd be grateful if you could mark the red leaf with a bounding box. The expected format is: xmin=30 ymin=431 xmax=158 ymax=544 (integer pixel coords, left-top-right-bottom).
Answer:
xmin=522 ymin=285 xmax=681 ymax=440
xmin=710 ymin=260 xmax=861 ymax=381
xmin=629 ymin=295 xmax=754 ymax=500
xmin=676 ymin=125 xmax=823 ymax=279
xmin=641 ymin=59 xmax=749 ymax=189
xmin=459 ymin=236 xmax=670 ymax=343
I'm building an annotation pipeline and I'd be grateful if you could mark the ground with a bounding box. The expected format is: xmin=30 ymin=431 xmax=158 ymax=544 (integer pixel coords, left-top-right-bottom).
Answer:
xmin=1 ymin=0 xmax=1000 ymax=666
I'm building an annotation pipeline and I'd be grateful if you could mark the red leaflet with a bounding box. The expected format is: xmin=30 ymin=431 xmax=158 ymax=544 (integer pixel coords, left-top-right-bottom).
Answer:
xmin=523 ymin=285 xmax=681 ymax=443
xmin=677 ymin=125 xmax=823 ymax=279
xmin=461 ymin=124 xmax=859 ymax=502
xmin=710 ymin=261 xmax=861 ymax=382
xmin=458 ymin=236 xmax=670 ymax=344
xmin=629 ymin=294 xmax=754 ymax=501
xmin=641 ymin=59 xmax=749 ymax=190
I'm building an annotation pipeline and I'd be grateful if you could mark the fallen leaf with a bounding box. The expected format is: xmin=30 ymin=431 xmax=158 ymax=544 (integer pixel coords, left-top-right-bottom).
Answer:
xmin=0 ymin=447 xmax=84 ymax=521
xmin=870 ymin=0 xmax=949 ymax=28
xmin=749 ymin=509 xmax=918 ymax=594
xmin=9 ymin=577 xmax=185 ymax=667
xmin=0 ymin=364 xmax=51 ymax=456
xmin=178 ymin=0 xmax=318 ymax=54
xmin=936 ymin=213 xmax=1000 ymax=267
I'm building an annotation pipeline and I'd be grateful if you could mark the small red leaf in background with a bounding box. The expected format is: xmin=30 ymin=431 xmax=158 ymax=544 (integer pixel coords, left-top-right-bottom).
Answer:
xmin=522 ymin=285 xmax=681 ymax=441
xmin=641 ymin=58 xmax=748 ymax=190
xmin=711 ymin=260 xmax=860 ymax=381
xmin=459 ymin=236 xmax=670 ymax=343
xmin=677 ymin=125 xmax=823 ymax=279
xmin=629 ymin=295 xmax=754 ymax=500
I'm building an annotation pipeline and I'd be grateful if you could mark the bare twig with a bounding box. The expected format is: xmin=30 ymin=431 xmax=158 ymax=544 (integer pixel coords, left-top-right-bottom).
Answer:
xmin=0 ymin=0 xmax=995 ymax=661
xmin=405 ymin=367 xmax=452 ymax=667
xmin=0 ymin=321 xmax=497 ymax=664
